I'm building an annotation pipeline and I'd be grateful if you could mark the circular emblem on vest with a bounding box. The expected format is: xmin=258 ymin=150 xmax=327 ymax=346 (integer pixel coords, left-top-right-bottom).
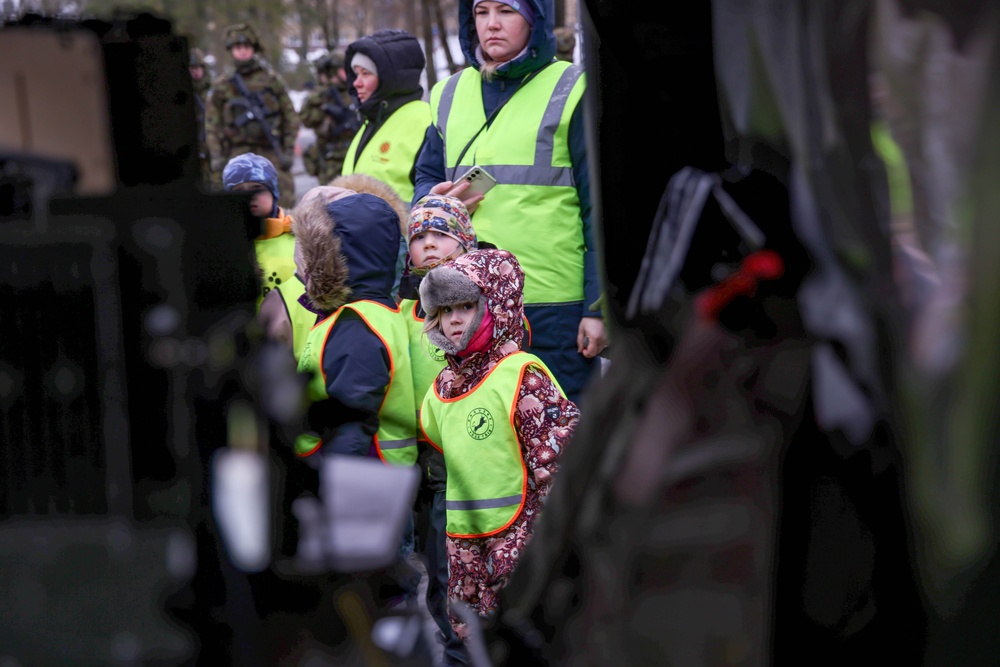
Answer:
xmin=466 ymin=407 xmax=494 ymax=440
xmin=427 ymin=338 xmax=445 ymax=362
xmin=379 ymin=141 xmax=391 ymax=153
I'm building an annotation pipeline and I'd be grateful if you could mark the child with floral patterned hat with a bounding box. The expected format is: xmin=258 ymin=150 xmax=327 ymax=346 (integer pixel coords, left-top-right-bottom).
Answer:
xmin=401 ymin=194 xmax=480 ymax=664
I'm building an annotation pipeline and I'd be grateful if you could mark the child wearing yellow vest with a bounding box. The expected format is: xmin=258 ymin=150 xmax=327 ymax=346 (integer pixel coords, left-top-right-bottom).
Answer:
xmin=418 ymin=249 xmax=579 ymax=641
xmin=294 ymin=175 xmax=412 ymax=463
xmin=223 ymin=152 xmax=296 ymax=311
xmin=401 ymin=194 xmax=480 ymax=664
xmin=293 ymin=177 xmax=421 ymax=609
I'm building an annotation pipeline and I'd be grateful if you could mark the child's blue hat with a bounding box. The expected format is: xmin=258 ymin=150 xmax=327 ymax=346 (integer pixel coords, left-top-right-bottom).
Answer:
xmin=222 ymin=153 xmax=280 ymax=204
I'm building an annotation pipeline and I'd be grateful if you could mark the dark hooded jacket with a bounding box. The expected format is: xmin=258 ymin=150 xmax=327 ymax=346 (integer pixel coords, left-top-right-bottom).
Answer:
xmin=294 ymin=175 xmax=408 ymax=457
xmin=411 ymin=0 xmax=600 ymax=403
xmin=344 ymin=29 xmax=427 ymax=160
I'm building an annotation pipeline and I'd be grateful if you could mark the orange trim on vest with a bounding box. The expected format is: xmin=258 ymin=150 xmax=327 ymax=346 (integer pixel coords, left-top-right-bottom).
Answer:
xmin=427 ymin=354 xmax=536 ymax=539
xmin=431 ymin=351 xmax=532 ymax=404
xmin=448 ymin=361 xmax=530 ymax=539
xmin=410 ymin=299 xmax=424 ymax=322
xmin=448 ymin=466 xmax=528 ymax=539
xmin=298 ymin=312 xmax=337 ymax=459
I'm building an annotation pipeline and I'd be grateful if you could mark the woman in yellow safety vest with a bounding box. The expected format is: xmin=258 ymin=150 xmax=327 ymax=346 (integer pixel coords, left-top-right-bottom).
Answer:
xmin=412 ymin=0 xmax=609 ymax=406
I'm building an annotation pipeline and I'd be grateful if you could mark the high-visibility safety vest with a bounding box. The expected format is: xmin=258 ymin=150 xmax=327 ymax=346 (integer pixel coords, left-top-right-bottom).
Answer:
xmin=420 ymin=351 xmax=560 ymax=538
xmin=401 ymin=299 xmax=447 ymax=425
xmin=276 ymin=274 xmax=317 ymax=363
xmin=430 ymin=63 xmax=586 ymax=305
xmin=254 ymin=234 xmax=297 ymax=310
xmin=296 ymin=300 xmax=416 ymax=465
xmin=342 ymin=99 xmax=431 ymax=205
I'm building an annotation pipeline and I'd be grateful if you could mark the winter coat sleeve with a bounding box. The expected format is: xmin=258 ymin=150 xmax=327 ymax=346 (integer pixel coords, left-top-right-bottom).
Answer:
xmin=313 ymin=312 xmax=391 ymax=458
xmin=412 ymin=123 xmax=446 ymax=207
xmin=299 ymin=90 xmax=325 ymax=129
xmin=569 ymin=103 xmax=601 ymax=318
xmin=513 ymin=365 xmax=579 ymax=499
xmin=205 ymin=82 xmax=229 ymax=171
xmin=275 ymin=80 xmax=301 ymax=157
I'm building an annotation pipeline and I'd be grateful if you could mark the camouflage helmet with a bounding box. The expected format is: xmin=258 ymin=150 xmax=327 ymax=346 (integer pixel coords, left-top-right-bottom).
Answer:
xmin=316 ymin=50 xmax=346 ymax=76
xmin=224 ymin=23 xmax=261 ymax=51
xmin=189 ymin=47 xmax=207 ymax=67
xmin=554 ymin=26 xmax=576 ymax=62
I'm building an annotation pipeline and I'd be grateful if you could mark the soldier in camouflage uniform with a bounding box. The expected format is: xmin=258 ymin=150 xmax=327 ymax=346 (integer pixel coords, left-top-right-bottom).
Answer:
xmin=300 ymin=51 xmax=359 ymax=185
xmin=188 ymin=47 xmax=214 ymax=186
xmin=206 ymin=23 xmax=300 ymax=202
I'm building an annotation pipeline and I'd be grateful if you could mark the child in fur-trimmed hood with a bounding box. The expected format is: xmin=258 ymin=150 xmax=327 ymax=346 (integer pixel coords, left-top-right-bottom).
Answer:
xmin=291 ymin=173 xmax=422 ymax=612
xmin=292 ymin=173 xmax=409 ymax=460
xmin=418 ymin=249 xmax=579 ymax=640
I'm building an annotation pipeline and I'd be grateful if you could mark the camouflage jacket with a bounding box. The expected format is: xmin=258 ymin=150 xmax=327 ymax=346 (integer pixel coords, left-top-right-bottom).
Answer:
xmin=299 ymin=82 xmax=358 ymax=157
xmin=192 ymin=76 xmax=212 ymax=159
xmin=206 ymin=56 xmax=300 ymax=166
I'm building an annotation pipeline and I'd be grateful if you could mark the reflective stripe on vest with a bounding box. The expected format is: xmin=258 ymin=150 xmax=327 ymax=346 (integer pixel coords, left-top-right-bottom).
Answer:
xmin=430 ymin=65 xmax=586 ymax=304
xmin=277 ymin=274 xmax=317 ymax=363
xmin=342 ymin=99 xmax=431 ymax=204
xmin=296 ymin=300 xmax=417 ymax=464
xmin=254 ymin=234 xmax=297 ymax=311
xmin=420 ymin=352 xmax=558 ymax=538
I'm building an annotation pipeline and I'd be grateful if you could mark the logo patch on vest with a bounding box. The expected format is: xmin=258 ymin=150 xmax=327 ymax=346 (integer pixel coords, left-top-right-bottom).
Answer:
xmin=427 ymin=339 xmax=445 ymax=362
xmin=380 ymin=141 xmax=391 ymax=153
xmin=466 ymin=407 xmax=494 ymax=440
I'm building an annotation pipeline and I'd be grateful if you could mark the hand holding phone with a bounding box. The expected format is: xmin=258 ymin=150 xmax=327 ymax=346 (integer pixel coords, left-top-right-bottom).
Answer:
xmin=453 ymin=166 xmax=497 ymax=199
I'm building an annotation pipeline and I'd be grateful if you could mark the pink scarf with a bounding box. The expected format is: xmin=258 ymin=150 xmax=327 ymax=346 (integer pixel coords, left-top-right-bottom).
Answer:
xmin=457 ymin=310 xmax=494 ymax=357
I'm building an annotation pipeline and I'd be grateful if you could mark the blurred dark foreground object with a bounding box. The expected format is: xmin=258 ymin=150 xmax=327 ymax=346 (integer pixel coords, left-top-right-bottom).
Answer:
xmin=0 ymin=12 xmax=435 ymax=667
xmin=476 ymin=1 xmax=1000 ymax=665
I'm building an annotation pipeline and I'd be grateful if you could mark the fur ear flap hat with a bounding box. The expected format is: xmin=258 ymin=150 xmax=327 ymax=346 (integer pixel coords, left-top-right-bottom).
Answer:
xmin=419 ymin=263 xmax=481 ymax=317
xmin=419 ymin=264 xmax=488 ymax=355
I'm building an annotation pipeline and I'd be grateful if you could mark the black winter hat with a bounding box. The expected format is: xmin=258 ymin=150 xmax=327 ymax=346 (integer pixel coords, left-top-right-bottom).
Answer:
xmin=344 ymin=29 xmax=425 ymax=108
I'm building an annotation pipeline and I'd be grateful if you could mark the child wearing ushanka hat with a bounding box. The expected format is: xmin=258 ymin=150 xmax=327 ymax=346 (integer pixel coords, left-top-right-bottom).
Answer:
xmin=418 ymin=248 xmax=578 ymax=640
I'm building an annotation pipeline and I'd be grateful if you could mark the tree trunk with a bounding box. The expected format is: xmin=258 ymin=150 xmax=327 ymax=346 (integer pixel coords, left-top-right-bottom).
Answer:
xmin=421 ymin=0 xmax=437 ymax=90
xmin=432 ymin=0 xmax=458 ymax=73
xmin=405 ymin=0 xmax=418 ymax=36
xmin=296 ymin=0 xmax=310 ymax=65
xmin=331 ymin=0 xmax=340 ymax=48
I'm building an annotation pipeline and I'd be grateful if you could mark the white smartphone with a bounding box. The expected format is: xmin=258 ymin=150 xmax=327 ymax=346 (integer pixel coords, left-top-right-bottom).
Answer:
xmin=455 ymin=166 xmax=498 ymax=198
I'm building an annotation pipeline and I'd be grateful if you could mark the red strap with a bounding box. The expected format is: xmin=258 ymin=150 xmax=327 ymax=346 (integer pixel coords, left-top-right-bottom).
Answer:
xmin=694 ymin=249 xmax=784 ymax=322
